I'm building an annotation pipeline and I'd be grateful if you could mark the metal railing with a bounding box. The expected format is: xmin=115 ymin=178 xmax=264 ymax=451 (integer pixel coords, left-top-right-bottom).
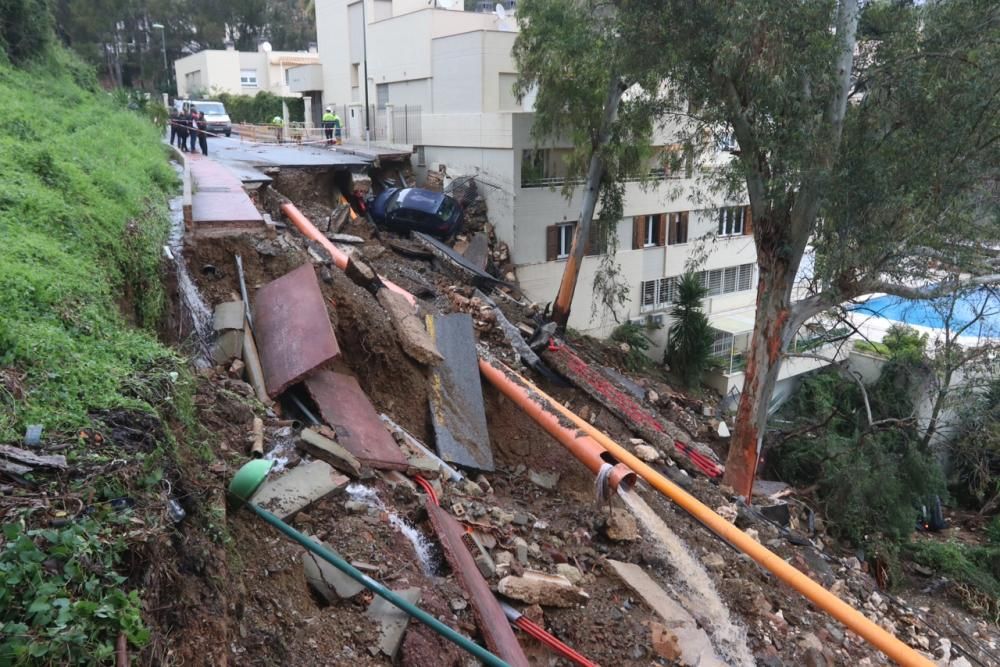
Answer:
xmin=520 ymin=167 xmax=698 ymax=189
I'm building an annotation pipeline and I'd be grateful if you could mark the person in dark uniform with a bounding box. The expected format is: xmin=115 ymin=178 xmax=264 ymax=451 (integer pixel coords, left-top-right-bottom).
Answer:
xmin=169 ymin=106 xmax=179 ymax=147
xmin=176 ymin=106 xmax=189 ymax=152
xmin=197 ymin=111 xmax=209 ymax=155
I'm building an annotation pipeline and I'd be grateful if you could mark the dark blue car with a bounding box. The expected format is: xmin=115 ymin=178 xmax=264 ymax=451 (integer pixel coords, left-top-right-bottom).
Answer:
xmin=369 ymin=187 xmax=463 ymax=239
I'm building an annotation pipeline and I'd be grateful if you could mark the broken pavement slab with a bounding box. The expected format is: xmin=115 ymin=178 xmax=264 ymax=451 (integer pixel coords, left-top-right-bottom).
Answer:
xmin=375 ymin=289 xmax=443 ymax=366
xmin=250 ymin=459 xmax=349 ymax=521
xmin=426 ymin=313 xmax=494 ymax=472
xmin=425 ymin=501 xmax=530 ymax=667
xmin=497 ymin=570 xmax=590 ymax=608
xmin=212 ymin=300 xmax=245 ymax=331
xmin=462 ymin=231 xmax=489 ymax=271
xmin=367 ymin=587 xmax=421 ymax=659
xmin=303 ymin=370 xmax=409 ymax=470
xmin=606 ymin=559 xmax=726 ymax=666
xmin=297 ymin=428 xmax=362 ymax=477
xmin=252 ymin=263 xmax=341 ymax=398
xmin=302 ymin=544 xmax=366 ymax=602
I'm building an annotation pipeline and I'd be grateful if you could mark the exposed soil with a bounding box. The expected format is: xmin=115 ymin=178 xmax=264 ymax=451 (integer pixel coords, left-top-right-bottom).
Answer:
xmin=143 ymin=165 xmax=1000 ymax=667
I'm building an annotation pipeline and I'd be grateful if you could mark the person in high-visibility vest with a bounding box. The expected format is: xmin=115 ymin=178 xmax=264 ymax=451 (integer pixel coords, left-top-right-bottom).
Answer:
xmin=322 ymin=107 xmax=336 ymax=145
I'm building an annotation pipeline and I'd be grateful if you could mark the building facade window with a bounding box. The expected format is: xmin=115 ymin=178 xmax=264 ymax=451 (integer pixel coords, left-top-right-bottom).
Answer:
xmin=546 ymin=223 xmax=576 ymax=261
xmin=710 ymin=329 xmax=734 ymax=357
xmin=376 ymin=83 xmax=389 ymax=109
xmin=639 ymin=263 xmax=756 ymax=312
xmin=240 ymin=69 xmax=258 ymax=87
xmin=632 ymin=214 xmax=665 ymax=249
xmin=667 ymin=212 xmax=688 ymax=245
xmin=718 ymin=205 xmax=751 ymax=236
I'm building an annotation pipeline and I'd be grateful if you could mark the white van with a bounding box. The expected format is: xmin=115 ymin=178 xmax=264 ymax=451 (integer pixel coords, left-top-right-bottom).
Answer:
xmin=174 ymin=99 xmax=232 ymax=137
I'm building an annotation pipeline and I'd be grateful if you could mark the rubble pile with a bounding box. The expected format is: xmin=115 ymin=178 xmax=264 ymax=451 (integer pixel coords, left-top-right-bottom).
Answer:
xmin=166 ymin=159 xmax=1000 ymax=667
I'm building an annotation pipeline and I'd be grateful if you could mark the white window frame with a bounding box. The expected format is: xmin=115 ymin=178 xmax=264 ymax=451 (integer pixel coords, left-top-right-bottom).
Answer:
xmin=240 ymin=69 xmax=258 ymax=87
xmin=643 ymin=215 xmax=657 ymax=247
xmin=717 ymin=206 xmax=744 ymax=236
xmin=556 ymin=223 xmax=574 ymax=260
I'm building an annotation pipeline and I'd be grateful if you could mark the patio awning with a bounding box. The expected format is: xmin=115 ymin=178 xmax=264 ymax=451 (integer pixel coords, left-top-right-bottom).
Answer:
xmin=708 ymin=311 xmax=756 ymax=335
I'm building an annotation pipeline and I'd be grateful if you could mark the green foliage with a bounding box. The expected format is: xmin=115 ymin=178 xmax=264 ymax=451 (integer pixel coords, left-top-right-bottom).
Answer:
xmin=0 ymin=48 xmax=182 ymax=439
xmin=769 ymin=367 xmax=945 ymax=545
xmin=665 ymin=273 xmax=713 ymax=387
xmin=905 ymin=540 xmax=1000 ymax=617
xmin=0 ymin=0 xmax=53 ymax=63
xmin=216 ymin=91 xmax=304 ymax=124
xmin=0 ymin=517 xmax=149 ymax=664
xmin=610 ymin=321 xmax=654 ymax=373
xmin=882 ymin=324 xmax=928 ymax=366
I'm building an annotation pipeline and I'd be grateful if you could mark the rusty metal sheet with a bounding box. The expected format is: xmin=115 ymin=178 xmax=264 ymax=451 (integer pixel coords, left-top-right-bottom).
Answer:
xmin=426 ymin=313 xmax=493 ymax=472
xmin=303 ymin=370 xmax=408 ymax=470
xmin=253 ymin=264 xmax=340 ymax=398
xmin=425 ymin=501 xmax=529 ymax=667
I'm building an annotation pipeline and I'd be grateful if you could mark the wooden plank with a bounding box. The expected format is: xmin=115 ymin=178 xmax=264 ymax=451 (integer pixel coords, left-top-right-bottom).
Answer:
xmin=425 ymin=501 xmax=529 ymax=667
xmin=0 ymin=445 xmax=67 ymax=469
xmin=253 ymin=264 xmax=341 ymax=398
xmin=303 ymin=370 xmax=408 ymax=470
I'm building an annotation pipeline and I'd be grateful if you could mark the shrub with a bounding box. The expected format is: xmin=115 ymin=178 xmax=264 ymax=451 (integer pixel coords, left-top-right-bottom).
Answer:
xmin=610 ymin=321 xmax=653 ymax=372
xmin=665 ymin=272 xmax=713 ymax=387
xmin=0 ymin=0 xmax=53 ymax=63
xmin=216 ymin=91 xmax=304 ymax=124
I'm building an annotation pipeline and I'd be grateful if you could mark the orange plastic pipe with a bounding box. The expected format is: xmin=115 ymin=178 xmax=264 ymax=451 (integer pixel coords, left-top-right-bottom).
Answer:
xmin=478 ymin=360 xmax=635 ymax=491
xmin=281 ymin=202 xmax=415 ymax=305
xmin=481 ymin=357 xmax=933 ymax=667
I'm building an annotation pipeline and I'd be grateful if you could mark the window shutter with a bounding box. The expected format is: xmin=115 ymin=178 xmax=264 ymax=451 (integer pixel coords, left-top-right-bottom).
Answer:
xmin=657 ymin=214 xmax=667 ymax=246
xmin=743 ymin=206 xmax=753 ymax=235
xmin=667 ymin=214 xmax=677 ymax=245
xmin=680 ymin=211 xmax=689 ymax=243
xmin=632 ymin=217 xmax=642 ymax=250
xmin=546 ymin=225 xmax=559 ymax=261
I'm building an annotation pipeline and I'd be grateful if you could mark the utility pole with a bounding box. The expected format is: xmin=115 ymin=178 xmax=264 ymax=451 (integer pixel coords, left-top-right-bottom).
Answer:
xmin=152 ymin=23 xmax=168 ymax=92
xmin=361 ymin=0 xmax=370 ymax=146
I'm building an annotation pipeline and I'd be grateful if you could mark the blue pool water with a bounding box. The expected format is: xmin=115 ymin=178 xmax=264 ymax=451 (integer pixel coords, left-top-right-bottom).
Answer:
xmin=851 ymin=288 xmax=1000 ymax=336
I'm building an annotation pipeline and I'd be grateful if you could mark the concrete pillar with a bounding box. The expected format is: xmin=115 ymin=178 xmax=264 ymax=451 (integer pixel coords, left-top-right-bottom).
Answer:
xmin=282 ymin=100 xmax=290 ymax=129
xmin=303 ymin=96 xmax=313 ymax=130
xmin=385 ymin=104 xmax=394 ymax=144
xmin=349 ymin=104 xmax=363 ymax=141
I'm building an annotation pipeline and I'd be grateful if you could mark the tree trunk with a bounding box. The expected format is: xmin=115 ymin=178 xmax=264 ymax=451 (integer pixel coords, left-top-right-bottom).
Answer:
xmin=551 ymin=70 xmax=625 ymax=328
xmin=723 ymin=253 xmax=799 ymax=499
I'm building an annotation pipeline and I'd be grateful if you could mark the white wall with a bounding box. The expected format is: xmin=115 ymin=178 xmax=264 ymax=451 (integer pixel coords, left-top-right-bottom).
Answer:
xmin=432 ymin=31 xmax=484 ymax=112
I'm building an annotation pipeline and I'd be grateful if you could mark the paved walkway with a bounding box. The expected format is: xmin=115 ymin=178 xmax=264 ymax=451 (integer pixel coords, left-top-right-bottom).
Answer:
xmin=188 ymin=154 xmax=266 ymax=237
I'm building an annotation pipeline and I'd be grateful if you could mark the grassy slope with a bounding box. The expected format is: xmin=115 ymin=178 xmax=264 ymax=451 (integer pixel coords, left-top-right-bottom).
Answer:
xmin=0 ymin=49 xmax=179 ymax=439
xmin=0 ymin=49 xmax=194 ymax=663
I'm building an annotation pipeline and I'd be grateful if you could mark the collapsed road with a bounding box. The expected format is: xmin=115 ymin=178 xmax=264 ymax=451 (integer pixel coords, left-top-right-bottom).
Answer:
xmin=160 ymin=143 xmax=996 ymax=667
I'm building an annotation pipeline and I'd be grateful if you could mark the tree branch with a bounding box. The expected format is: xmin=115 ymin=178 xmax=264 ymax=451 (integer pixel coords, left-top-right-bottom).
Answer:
xmin=869 ymin=274 xmax=1000 ymax=300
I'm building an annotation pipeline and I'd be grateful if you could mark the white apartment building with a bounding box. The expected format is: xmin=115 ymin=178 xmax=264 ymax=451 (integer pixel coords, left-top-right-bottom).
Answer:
xmin=305 ymin=0 xmax=842 ymax=397
xmin=174 ymin=42 xmax=320 ymax=99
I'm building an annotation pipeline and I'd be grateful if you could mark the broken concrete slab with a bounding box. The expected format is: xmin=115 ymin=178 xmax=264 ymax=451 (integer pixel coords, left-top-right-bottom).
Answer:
xmin=367 ymin=587 xmax=421 ymax=659
xmin=376 ymin=289 xmax=442 ymax=366
xmin=606 ymin=559 xmax=726 ymax=666
xmin=462 ymin=232 xmax=489 ymax=271
xmin=211 ymin=329 xmax=244 ymax=364
xmin=212 ymin=300 xmax=245 ymax=331
xmin=302 ymin=545 xmax=365 ymax=601
xmin=251 ymin=459 xmax=349 ymax=520
xmin=303 ymin=370 xmax=409 ymax=470
xmin=413 ymin=232 xmax=501 ymax=288
xmin=528 ymin=469 xmax=560 ymax=491
xmin=297 ymin=428 xmax=362 ymax=477
xmin=425 ymin=501 xmax=529 ymax=666
xmin=497 ymin=571 xmax=590 ymax=608
xmin=426 ymin=313 xmax=493 ymax=472
xmin=252 ymin=264 xmax=341 ymax=398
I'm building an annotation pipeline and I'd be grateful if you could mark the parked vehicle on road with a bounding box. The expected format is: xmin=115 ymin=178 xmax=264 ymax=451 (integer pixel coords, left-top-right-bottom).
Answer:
xmin=369 ymin=187 xmax=464 ymax=238
xmin=173 ymin=99 xmax=232 ymax=137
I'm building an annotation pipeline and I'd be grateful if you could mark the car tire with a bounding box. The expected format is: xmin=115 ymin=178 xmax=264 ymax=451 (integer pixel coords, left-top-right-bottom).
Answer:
xmin=225 ymin=130 xmax=231 ymax=137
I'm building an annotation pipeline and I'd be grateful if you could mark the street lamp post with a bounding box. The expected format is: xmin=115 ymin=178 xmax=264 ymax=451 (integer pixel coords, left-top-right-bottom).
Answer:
xmin=151 ymin=23 xmax=167 ymax=90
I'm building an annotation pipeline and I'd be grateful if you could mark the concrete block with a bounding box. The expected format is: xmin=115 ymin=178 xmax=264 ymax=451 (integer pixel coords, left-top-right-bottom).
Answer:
xmin=297 ymin=428 xmax=361 ymax=477
xmin=251 ymin=460 xmax=349 ymax=520
xmin=367 ymin=587 xmax=421 ymax=659
xmin=302 ymin=547 xmax=365 ymax=602
xmin=213 ymin=301 xmax=245 ymax=331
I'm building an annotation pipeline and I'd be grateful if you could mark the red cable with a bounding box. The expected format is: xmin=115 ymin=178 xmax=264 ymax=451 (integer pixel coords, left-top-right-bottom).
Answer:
xmin=514 ymin=617 xmax=598 ymax=667
xmin=414 ymin=474 xmax=439 ymax=506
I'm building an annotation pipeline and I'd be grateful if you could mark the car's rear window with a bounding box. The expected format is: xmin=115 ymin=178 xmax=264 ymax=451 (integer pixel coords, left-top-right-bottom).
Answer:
xmin=437 ymin=197 xmax=456 ymax=221
xmin=385 ymin=190 xmax=403 ymax=213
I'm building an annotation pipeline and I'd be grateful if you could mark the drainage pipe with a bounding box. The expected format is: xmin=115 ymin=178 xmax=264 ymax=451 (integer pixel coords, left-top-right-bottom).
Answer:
xmin=248 ymin=502 xmax=510 ymax=667
xmin=281 ymin=202 xmax=415 ymax=305
xmin=481 ymin=356 xmax=934 ymax=667
xmin=478 ymin=359 xmax=636 ymax=491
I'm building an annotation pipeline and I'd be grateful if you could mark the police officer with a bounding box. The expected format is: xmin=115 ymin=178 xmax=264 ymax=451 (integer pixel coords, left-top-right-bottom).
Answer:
xmin=197 ymin=111 xmax=209 ymax=155
xmin=176 ymin=105 xmax=189 ymax=152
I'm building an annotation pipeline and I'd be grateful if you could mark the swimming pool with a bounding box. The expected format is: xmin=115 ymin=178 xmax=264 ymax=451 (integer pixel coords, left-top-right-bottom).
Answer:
xmin=852 ymin=288 xmax=1000 ymax=335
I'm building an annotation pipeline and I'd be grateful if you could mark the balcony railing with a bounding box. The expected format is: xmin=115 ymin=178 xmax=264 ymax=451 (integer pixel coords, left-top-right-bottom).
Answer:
xmin=710 ymin=327 xmax=851 ymax=376
xmin=520 ymin=168 xmax=696 ymax=189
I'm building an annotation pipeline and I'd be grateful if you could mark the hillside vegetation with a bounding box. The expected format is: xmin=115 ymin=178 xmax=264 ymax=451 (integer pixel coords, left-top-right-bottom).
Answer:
xmin=0 ymin=45 xmax=191 ymax=663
